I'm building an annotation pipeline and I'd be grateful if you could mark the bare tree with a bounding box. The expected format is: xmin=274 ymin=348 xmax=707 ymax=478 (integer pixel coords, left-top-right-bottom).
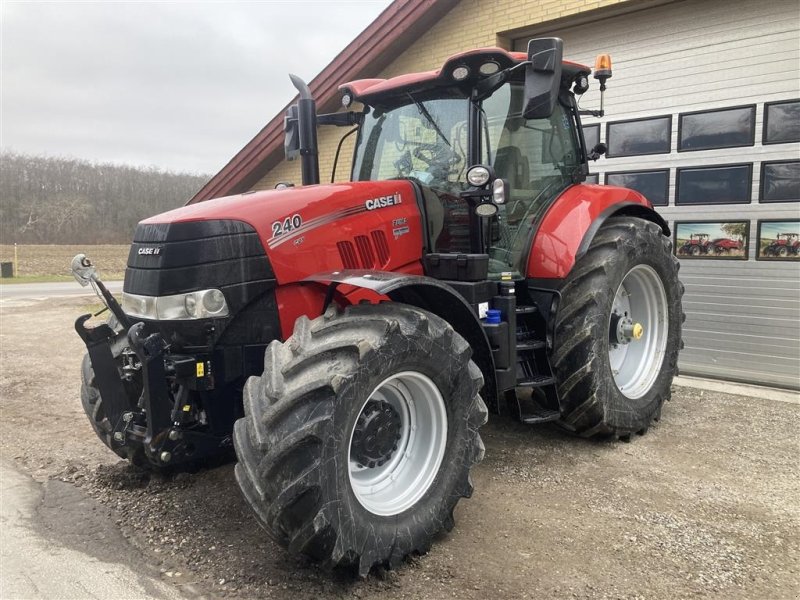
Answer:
xmin=0 ymin=152 xmax=210 ymax=244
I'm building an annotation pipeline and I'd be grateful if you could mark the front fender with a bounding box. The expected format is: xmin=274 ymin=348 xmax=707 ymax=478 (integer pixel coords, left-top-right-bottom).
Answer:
xmin=302 ymin=270 xmax=499 ymax=408
xmin=526 ymin=184 xmax=669 ymax=279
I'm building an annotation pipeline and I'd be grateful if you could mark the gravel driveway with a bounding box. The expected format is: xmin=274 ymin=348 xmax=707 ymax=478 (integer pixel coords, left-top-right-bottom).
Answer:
xmin=1 ymin=297 xmax=798 ymax=599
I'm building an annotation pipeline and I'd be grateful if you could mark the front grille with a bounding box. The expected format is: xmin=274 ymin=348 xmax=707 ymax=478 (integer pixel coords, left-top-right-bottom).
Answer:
xmin=124 ymin=220 xmax=273 ymax=296
xmin=123 ymin=219 xmax=280 ymax=351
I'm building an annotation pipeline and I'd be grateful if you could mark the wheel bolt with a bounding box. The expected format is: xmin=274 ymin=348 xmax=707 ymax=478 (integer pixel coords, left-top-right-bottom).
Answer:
xmin=168 ymin=429 xmax=181 ymax=441
xmin=160 ymin=451 xmax=172 ymax=463
xmin=122 ymin=412 xmax=133 ymax=422
xmin=113 ymin=432 xmax=124 ymax=442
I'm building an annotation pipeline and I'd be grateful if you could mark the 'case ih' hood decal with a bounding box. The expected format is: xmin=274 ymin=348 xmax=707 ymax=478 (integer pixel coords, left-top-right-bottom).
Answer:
xmin=365 ymin=193 xmax=402 ymax=210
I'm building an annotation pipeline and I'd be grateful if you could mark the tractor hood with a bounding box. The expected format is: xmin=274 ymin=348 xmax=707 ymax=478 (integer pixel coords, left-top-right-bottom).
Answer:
xmin=130 ymin=180 xmax=423 ymax=286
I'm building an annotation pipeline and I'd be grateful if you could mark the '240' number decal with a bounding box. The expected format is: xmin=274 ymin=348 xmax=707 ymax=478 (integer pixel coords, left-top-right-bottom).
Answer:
xmin=271 ymin=214 xmax=303 ymax=238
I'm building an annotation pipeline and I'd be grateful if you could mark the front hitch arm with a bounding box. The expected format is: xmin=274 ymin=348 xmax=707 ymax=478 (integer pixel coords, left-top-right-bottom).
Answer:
xmin=127 ymin=322 xmax=174 ymax=454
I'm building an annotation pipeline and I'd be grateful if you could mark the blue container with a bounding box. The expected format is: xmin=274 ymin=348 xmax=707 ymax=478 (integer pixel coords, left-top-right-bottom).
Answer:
xmin=485 ymin=309 xmax=502 ymax=324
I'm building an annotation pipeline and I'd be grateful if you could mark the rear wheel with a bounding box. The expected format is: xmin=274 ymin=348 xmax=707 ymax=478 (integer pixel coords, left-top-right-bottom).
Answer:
xmin=233 ymin=303 xmax=487 ymax=575
xmin=552 ymin=217 xmax=683 ymax=438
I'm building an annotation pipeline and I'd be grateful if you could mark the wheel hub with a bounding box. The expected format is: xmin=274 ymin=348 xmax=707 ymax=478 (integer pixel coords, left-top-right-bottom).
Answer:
xmin=609 ymin=312 xmax=644 ymax=346
xmin=351 ymin=400 xmax=402 ymax=468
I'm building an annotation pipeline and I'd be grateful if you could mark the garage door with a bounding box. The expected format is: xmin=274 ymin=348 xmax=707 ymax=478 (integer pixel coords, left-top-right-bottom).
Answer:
xmin=513 ymin=0 xmax=800 ymax=389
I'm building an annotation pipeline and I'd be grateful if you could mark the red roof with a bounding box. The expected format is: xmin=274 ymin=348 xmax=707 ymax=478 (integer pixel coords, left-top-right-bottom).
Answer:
xmin=189 ymin=0 xmax=459 ymax=204
xmin=340 ymin=47 xmax=590 ymax=104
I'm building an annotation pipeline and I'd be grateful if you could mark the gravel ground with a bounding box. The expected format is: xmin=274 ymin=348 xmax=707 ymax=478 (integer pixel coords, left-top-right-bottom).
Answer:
xmin=1 ymin=296 xmax=798 ymax=599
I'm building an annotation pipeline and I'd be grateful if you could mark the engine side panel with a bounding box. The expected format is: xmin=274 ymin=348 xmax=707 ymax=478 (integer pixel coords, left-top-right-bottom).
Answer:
xmin=526 ymin=183 xmax=658 ymax=279
xmin=264 ymin=182 xmax=425 ymax=284
xmin=142 ymin=181 xmax=425 ymax=285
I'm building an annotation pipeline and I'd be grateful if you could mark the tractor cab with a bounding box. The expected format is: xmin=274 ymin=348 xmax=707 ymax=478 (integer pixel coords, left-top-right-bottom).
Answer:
xmin=286 ymin=39 xmax=608 ymax=278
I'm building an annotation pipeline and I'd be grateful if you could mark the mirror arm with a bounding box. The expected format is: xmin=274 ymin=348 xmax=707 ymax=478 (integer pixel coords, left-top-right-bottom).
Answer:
xmin=317 ymin=112 xmax=362 ymax=127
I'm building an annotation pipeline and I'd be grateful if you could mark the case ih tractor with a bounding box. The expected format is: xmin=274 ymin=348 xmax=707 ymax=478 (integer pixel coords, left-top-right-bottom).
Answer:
xmin=710 ymin=237 xmax=743 ymax=255
xmin=678 ymin=233 xmax=712 ymax=256
xmin=763 ymin=233 xmax=800 ymax=257
xmin=72 ymin=39 xmax=682 ymax=576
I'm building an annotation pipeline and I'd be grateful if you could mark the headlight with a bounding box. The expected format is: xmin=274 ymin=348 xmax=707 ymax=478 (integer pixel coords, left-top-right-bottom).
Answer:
xmin=467 ymin=165 xmax=492 ymax=187
xmin=452 ymin=66 xmax=470 ymax=81
xmin=122 ymin=289 xmax=229 ymax=320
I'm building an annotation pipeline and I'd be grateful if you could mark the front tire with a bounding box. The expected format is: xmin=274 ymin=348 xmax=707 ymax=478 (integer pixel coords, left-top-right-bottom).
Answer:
xmin=81 ymin=352 xmax=149 ymax=466
xmin=233 ymin=303 xmax=487 ymax=575
xmin=552 ymin=217 xmax=683 ymax=438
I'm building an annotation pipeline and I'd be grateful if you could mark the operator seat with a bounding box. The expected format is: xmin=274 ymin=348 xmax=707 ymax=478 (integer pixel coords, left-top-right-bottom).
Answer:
xmin=494 ymin=146 xmax=530 ymax=190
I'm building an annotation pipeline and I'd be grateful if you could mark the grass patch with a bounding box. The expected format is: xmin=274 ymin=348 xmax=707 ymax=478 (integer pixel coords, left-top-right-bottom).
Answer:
xmin=0 ymin=244 xmax=129 ymax=278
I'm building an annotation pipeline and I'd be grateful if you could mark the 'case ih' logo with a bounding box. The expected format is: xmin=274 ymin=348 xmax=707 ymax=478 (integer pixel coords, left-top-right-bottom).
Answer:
xmin=365 ymin=193 xmax=402 ymax=211
xmin=137 ymin=246 xmax=161 ymax=255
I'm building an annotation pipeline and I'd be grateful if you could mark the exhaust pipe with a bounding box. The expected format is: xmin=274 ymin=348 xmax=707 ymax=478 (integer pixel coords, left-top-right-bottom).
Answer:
xmin=288 ymin=74 xmax=320 ymax=186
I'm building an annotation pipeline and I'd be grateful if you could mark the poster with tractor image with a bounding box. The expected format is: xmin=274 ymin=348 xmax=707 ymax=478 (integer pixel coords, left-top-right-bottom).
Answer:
xmin=675 ymin=221 xmax=749 ymax=259
xmin=757 ymin=220 xmax=800 ymax=260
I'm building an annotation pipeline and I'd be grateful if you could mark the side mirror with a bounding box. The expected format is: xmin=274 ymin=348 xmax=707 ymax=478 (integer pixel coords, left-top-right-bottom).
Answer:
xmin=522 ymin=37 xmax=563 ymax=120
xmin=588 ymin=142 xmax=607 ymax=161
xmin=284 ymin=104 xmax=300 ymax=161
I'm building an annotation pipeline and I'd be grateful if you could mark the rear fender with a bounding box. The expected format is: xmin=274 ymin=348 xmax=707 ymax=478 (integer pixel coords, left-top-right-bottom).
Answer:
xmin=300 ymin=270 xmax=498 ymax=408
xmin=527 ymin=184 xmax=670 ymax=279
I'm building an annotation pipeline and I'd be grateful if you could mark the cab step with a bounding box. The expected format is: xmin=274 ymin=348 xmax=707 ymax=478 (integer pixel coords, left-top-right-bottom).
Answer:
xmin=520 ymin=403 xmax=561 ymax=424
xmin=515 ymin=305 xmax=538 ymax=315
xmin=517 ymin=374 xmax=556 ymax=387
xmin=517 ymin=340 xmax=546 ymax=352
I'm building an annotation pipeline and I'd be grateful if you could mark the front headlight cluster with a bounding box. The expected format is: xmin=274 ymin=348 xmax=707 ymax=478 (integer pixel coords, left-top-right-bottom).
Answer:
xmin=122 ymin=289 xmax=229 ymax=320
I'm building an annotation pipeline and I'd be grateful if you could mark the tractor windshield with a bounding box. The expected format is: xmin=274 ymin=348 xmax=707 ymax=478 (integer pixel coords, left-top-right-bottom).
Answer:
xmin=352 ymin=97 xmax=469 ymax=192
xmin=480 ymin=82 xmax=582 ymax=276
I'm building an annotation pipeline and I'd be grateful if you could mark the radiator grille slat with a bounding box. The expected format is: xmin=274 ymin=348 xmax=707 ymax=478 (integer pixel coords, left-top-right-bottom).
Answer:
xmin=371 ymin=230 xmax=390 ymax=267
xmin=337 ymin=241 xmax=359 ymax=269
xmin=355 ymin=235 xmax=376 ymax=269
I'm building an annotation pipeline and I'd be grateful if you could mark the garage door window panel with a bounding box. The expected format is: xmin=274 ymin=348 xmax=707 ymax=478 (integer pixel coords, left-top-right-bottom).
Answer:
xmin=606 ymin=170 xmax=669 ymax=206
xmin=763 ymin=100 xmax=800 ymax=145
xmin=606 ymin=116 xmax=671 ymax=158
xmin=585 ymin=173 xmax=599 ymax=184
xmin=676 ymin=164 xmax=752 ymax=205
xmin=760 ymin=161 xmax=800 ymax=203
xmin=583 ymin=124 xmax=600 ymax=149
xmin=678 ymin=105 xmax=755 ymax=152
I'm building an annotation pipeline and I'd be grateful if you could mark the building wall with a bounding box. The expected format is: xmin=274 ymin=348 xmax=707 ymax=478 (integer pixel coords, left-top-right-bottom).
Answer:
xmin=252 ymin=0 xmax=634 ymax=190
xmin=517 ymin=0 xmax=800 ymax=388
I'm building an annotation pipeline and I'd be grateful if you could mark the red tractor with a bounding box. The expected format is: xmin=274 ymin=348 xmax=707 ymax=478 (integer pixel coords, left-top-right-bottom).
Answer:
xmin=678 ymin=233 xmax=712 ymax=255
xmin=72 ymin=39 xmax=682 ymax=575
xmin=710 ymin=237 xmax=743 ymax=254
xmin=764 ymin=233 xmax=800 ymax=257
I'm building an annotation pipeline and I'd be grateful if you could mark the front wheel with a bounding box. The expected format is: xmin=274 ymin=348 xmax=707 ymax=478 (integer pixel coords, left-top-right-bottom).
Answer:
xmin=552 ymin=217 xmax=683 ymax=438
xmin=233 ymin=303 xmax=487 ymax=575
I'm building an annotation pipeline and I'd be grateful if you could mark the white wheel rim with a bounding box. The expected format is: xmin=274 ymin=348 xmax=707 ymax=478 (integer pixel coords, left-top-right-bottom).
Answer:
xmin=348 ymin=371 xmax=447 ymax=516
xmin=607 ymin=265 xmax=669 ymax=399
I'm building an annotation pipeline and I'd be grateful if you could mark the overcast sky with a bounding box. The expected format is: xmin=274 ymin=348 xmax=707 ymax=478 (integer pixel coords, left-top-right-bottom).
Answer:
xmin=1 ymin=1 xmax=392 ymax=175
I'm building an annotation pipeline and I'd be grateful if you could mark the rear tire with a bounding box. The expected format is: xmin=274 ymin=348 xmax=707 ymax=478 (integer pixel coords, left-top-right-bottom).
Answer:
xmin=233 ymin=303 xmax=487 ymax=575
xmin=552 ymin=217 xmax=683 ymax=438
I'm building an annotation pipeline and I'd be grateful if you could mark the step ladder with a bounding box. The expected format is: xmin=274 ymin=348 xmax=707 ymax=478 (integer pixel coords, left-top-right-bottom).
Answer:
xmin=512 ymin=304 xmax=560 ymax=424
